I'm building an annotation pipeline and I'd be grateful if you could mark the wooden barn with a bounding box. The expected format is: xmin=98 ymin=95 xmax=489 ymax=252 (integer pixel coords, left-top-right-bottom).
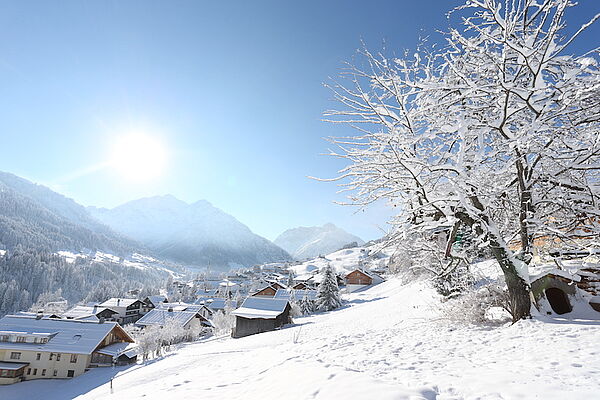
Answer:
xmin=231 ymin=298 xmax=292 ymax=338
xmin=344 ymin=269 xmax=384 ymax=293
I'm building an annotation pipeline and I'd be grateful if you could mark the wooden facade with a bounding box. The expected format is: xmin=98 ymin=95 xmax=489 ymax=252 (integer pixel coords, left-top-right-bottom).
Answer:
xmin=345 ymin=270 xmax=373 ymax=286
xmin=251 ymin=286 xmax=277 ymax=297
xmin=232 ymin=303 xmax=292 ymax=339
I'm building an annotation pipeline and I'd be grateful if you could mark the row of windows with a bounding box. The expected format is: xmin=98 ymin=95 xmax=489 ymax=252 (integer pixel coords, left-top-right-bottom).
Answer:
xmin=26 ymin=368 xmax=73 ymax=377
xmin=0 ymin=335 xmax=48 ymax=344
xmin=10 ymin=352 xmax=78 ymax=363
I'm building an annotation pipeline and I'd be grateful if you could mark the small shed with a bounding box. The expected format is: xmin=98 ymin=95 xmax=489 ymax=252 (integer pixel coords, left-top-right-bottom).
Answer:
xmin=232 ymin=298 xmax=292 ymax=338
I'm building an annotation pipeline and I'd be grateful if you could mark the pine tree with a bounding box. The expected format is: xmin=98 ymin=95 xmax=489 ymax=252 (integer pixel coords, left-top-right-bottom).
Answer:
xmin=299 ymin=293 xmax=315 ymax=315
xmin=316 ymin=264 xmax=342 ymax=312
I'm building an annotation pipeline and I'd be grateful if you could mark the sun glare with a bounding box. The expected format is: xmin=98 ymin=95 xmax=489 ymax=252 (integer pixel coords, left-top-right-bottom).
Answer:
xmin=109 ymin=133 xmax=168 ymax=182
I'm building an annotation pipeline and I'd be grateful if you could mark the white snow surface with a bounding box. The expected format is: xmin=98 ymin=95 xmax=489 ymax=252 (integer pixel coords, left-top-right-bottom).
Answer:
xmin=2 ymin=278 xmax=600 ymax=400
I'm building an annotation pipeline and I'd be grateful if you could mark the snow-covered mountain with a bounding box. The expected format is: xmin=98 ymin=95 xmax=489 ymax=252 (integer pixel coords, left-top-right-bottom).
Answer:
xmin=0 ymin=171 xmax=140 ymax=255
xmin=274 ymin=223 xmax=364 ymax=260
xmin=89 ymin=195 xmax=291 ymax=270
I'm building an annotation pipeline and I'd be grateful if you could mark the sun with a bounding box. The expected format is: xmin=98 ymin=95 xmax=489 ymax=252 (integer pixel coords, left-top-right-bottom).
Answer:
xmin=109 ymin=133 xmax=168 ymax=182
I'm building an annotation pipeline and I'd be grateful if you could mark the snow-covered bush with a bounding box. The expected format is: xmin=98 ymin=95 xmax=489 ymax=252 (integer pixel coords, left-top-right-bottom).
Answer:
xmin=316 ymin=264 xmax=342 ymax=312
xmin=211 ymin=309 xmax=235 ymax=336
xmin=440 ymin=284 xmax=510 ymax=325
xmin=289 ymin=301 xmax=302 ymax=317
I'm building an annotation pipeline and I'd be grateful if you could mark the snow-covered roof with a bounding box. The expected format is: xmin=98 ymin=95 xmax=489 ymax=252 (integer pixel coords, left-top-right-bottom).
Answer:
xmin=0 ymin=362 xmax=28 ymax=370
xmin=136 ymin=309 xmax=203 ymax=328
xmin=145 ymin=295 xmax=168 ymax=307
xmin=203 ymin=298 xmax=232 ymax=311
xmin=274 ymin=289 xmax=317 ymax=301
xmin=232 ymin=298 xmax=290 ymax=319
xmin=99 ymin=298 xmax=141 ymax=308
xmin=156 ymin=302 xmax=204 ymax=312
xmin=0 ymin=315 xmax=131 ymax=355
xmin=95 ymin=341 xmax=138 ymax=358
xmin=63 ymin=305 xmax=117 ymax=320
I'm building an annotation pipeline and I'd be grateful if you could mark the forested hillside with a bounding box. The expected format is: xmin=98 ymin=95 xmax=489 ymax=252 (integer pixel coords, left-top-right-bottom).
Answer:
xmin=0 ymin=247 xmax=168 ymax=316
xmin=0 ymin=172 xmax=141 ymax=255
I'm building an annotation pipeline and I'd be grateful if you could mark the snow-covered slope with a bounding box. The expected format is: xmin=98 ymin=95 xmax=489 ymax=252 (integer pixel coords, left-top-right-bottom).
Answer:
xmin=274 ymin=223 xmax=364 ymax=260
xmin=90 ymin=195 xmax=291 ymax=270
xmin=5 ymin=278 xmax=598 ymax=400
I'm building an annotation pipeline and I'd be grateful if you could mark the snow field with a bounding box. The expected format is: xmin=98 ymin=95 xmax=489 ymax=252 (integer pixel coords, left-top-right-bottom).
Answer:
xmin=2 ymin=278 xmax=599 ymax=400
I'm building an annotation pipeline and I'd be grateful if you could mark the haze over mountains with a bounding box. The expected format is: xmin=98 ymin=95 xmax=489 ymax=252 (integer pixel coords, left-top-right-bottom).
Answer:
xmin=274 ymin=223 xmax=364 ymax=260
xmin=0 ymin=171 xmax=366 ymax=271
xmin=90 ymin=195 xmax=292 ymax=270
xmin=0 ymin=171 xmax=139 ymax=254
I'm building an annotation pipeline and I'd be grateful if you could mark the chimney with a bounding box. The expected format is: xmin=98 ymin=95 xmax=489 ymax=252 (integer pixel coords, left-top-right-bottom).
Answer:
xmin=93 ymin=305 xmax=98 ymax=313
xmin=36 ymin=310 xmax=43 ymax=320
xmin=99 ymin=317 xmax=105 ymax=324
xmin=167 ymin=307 xmax=173 ymax=312
xmin=117 ymin=299 xmax=120 ymax=306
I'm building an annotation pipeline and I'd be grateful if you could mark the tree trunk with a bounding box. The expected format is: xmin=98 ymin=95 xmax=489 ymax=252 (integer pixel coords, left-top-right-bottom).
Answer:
xmin=503 ymin=268 xmax=531 ymax=321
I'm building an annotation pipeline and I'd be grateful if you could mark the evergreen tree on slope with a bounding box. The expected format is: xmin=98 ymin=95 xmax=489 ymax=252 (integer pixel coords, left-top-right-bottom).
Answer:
xmin=316 ymin=264 xmax=342 ymax=312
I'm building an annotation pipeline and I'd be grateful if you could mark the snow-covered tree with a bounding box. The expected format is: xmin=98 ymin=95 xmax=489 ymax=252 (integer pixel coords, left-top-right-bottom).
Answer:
xmin=316 ymin=264 xmax=342 ymax=311
xmin=299 ymin=293 xmax=316 ymax=315
xmin=324 ymin=0 xmax=600 ymax=321
xmin=211 ymin=309 xmax=235 ymax=336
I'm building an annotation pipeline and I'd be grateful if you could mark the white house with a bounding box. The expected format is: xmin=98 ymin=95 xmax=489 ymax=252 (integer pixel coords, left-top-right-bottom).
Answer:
xmin=0 ymin=314 xmax=134 ymax=385
xmin=98 ymin=298 xmax=149 ymax=325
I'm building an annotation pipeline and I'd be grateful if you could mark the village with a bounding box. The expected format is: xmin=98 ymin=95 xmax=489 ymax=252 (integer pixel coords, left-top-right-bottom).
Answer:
xmin=1 ymin=236 xmax=599 ymax=391
xmin=0 ymin=245 xmax=389 ymax=386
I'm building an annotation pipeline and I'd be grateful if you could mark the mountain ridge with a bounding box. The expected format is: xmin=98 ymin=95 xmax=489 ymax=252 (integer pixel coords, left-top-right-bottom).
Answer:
xmin=274 ymin=223 xmax=364 ymax=260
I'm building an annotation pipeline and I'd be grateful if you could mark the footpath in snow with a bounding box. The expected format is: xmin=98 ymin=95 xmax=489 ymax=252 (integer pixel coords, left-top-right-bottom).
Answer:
xmin=2 ymin=278 xmax=599 ymax=400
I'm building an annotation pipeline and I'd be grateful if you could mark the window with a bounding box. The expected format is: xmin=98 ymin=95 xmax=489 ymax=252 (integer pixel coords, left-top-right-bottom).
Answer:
xmin=16 ymin=336 xmax=26 ymax=343
xmin=0 ymin=335 xmax=9 ymax=342
xmin=1 ymin=370 xmax=8 ymax=377
xmin=41 ymin=369 xmax=46 ymax=376
xmin=27 ymin=368 xmax=31 ymax=375
xmin=49 ymin=353 xmax=54 ymax=360
xmin=36 ymin=353 xmax=41 ymax=360
xmin=70 ymin=354 xmax=78 ymax=363
xmin=41 ymin=338 xmax=48 ymax=344
xmin=53 ymin=370 xmax=57 ymax=377
xmin=33 ymin=369 xmax=37 ymax=375
xmin=56 ymin=353 xmax=61 ymax=361
xmin=10 ymin=352 xmax=21 ymax=360
xmin=67 ymin=370 xmax=75 ymax=378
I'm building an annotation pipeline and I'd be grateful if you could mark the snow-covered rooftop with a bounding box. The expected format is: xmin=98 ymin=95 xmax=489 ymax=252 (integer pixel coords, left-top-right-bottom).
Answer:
xmin=232 ymin=298 xmax=289 ymax=319
xmin=0 ymin=362 xmax=28 ymax=370
xmin=0 ymin=315 xmax=128 ymax=355
xmin=274 ymin=289 xmax=317 ymax=301
xmin=100 ymin=298 xmax=141 ymax=308
xmin=63 ymin=305 xmax=117 ymax=320
xmin=136 ymin=309 xmax=202 ymax=328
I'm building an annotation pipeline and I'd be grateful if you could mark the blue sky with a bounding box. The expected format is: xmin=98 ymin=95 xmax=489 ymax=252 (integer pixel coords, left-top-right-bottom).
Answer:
xmin=0 ymin=1 xmax=598 ymax=241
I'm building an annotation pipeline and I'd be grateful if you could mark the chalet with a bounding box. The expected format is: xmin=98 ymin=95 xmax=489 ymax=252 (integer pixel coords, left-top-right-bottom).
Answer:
xmin=292 ymin=282 xmax=311 ymax=290
xmin=344 ymin=269 xmax=384 ymax=292
xmin=0 ymin=315 xmax=134 ymax=384
xmin=143 ymin=295 xmax=168 ymax=308
xmin=135 ymin=309 xmax=211 ymax=330
xmin=232 ymin=298 xmax=292 ymax=338
xmin=98 ymin=298 xmax=148 ymax=325
xmin=63 ymin=305 xmax=118 ymax=322
xmin=251 ymin=286 xmax=277 ymax=297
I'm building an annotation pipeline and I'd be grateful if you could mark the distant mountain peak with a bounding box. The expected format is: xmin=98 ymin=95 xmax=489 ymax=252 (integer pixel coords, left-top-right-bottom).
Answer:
xmin=274 ymin=223 xmax=364 ymax=260
xmin=90 ymin=195 xmax=291 ymax=270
